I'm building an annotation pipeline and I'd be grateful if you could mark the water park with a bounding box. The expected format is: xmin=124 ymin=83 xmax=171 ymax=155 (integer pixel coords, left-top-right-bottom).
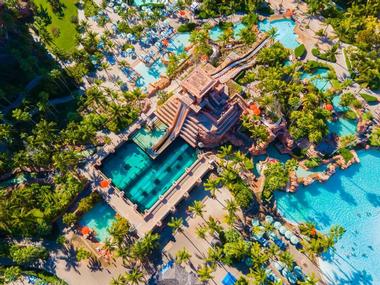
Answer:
xmin=1 ymin=0 xmax=380 ymax=285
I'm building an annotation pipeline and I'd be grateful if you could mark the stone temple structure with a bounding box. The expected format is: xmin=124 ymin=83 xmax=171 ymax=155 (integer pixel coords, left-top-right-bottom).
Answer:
xmin=152 ymin=67 xmax=248 ymax=154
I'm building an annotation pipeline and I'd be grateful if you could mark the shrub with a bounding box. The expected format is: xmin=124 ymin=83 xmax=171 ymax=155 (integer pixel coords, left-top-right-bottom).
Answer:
xmin=304 ymin=158 xmax=321 ymax=169
xmin=360 ymin=93 xmax=378 ymax=104
xmin=294 ymin=44 xmax=306 ymax=58
xmin=312 ymin=48 xmax=336 ymax=63
xmin=62 ymin=212 xmax=78 ymax=227
xmin=343 ymin=109 xmax=357 ymax=120
xmin=10 ymin=245 xmax=48 ymax=266
xmin=339 ymin=148 xmax=354 ymax=163
xmin=177 ymin=22 xmax=197 ymax=33
xmin=76 ymin=247 xmax=92 ymax=261
xmin=77 ymin=192 xmax=101 ymax=214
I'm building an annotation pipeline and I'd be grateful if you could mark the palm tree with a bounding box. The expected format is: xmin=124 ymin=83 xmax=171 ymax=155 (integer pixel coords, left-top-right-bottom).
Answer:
xmin=124 ymin=268 xmax=144 ymax=285
xmin=279 ymin=251 xmax=294 ymax=270
xmin=217 ymin=144 xmax=233 ymax=159
xmin=175 ymin=248 xmax=192 ymax=266
xmin=267 ymin=27 xmax=278 ymax=43
xmin=203 ymin=177 xmax=220 ymax=198
xmin=197 ymin=264 xmax=214 ymax=283
xmin=195 ymin=225 xmax=208 ymax=240
xmin=110 ymin=275 xmax=125 ymax=285
xmin=168 ymin=217 xmax=183 ymax=234
xmin=188 ymin=200 xmax=205 ymax=219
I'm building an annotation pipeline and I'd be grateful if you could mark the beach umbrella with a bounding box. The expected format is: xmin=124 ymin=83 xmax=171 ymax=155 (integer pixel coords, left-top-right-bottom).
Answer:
xmin=252 ymin=219 xmax=260 ymax=227
xmin=274 ymin=221 xmax=282 ymax=229
xmin=285 ymin=230 xmax=293 ymax=239
xmin=279 ymin=226 xmax=287 ymax=235
xmin=162 ymin=39 xmax=169 ymax=46
xmin=178 ymin=10 xmax=187 ymax=17
xmin=100 ymin=180 xmax=110 ymax=188
xmin=81 ymin=226 xmax=91 ymax=235
xmin=287 ymin=272 xmax=298 ymax=285
xmin=325 ymin=103 xmax=334 ymax=111
xmin=290 ymin=235 xmax=300 ymax=245
xmin=273 ymin=261 xmax=284 ymax=271
xmin=265 ymin=215 xmax=274 ymax=224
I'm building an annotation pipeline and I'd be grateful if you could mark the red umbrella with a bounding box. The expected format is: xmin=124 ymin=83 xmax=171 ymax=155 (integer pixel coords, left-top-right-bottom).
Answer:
xmin=162 ymin=39 xmax=169 ymax=46
xmin=81 ymin=226 xmax=91 ymax=235
xmin=100 ymin=180 xmax=110 ymax=188
xmin=178 ymin=10 xmax=186 ymax=17
xmin=325 ymin=104 xmax=334 ymax=111
xmin=249 ymin=103 xmax=261 ymax=116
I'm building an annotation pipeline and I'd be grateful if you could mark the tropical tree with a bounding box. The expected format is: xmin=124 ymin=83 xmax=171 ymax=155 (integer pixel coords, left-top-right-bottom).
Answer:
xmin=168 ymin=217 xmax=184 ymax=234
xmin=196 ymin=264 xmax=214 ymax=283
xmin=299 ymin=272 xmax=319 ymax=285
xmin=175 ymin=247 xmax=192 ymax=266
xmin=124 ymin=268 xmax=144 ymax=285
xmin=188 ymin=200 xmax=205 ymax=219
xmin=203 ymin=176 xmax=220 ymax=198
xmin=3 ymin=266 xmax=21 ymax=284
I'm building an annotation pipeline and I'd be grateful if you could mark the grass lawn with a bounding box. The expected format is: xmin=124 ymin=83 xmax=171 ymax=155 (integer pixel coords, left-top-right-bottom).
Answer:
xmin=33 ymin=0 xmax=78 ymax=53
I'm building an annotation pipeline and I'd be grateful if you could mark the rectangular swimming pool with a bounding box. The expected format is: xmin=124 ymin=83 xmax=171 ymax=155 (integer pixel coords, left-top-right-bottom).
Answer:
xmin=101 ymin=137 xmax=197 ymax=211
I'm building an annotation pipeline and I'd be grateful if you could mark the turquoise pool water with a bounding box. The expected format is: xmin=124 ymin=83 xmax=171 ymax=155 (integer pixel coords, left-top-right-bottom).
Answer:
xmin=209 ymin=22 xmax=246 ymax=41
xmin=132 ymin=120 xmax=167 ymax=151
xmin=132 ymin=0 xmax=165 ymax=6
xmin=79 ymin=201 xmax=116 ymax=242
xmin=332 ymin=95 xmax=349 ymax=113
xmin=135 ymin=33 xmax=190 ymax=87
xmin=300 ymin=68 xmax=331 ymax=92
xmin=253 ymin=145 xmax=291 ymax=176
xmin=258 ymin=18 xmax=299 ymax=49
xmin=167 ymin=32 xmax=190 ymax=54
xmin=328 ymin=118 xmax=357 ymax=136
xmin=275 ymin=149 xmax=380 ymax=285
xmin=135 ymin=59 xmax=167 ymax=87
xmin=296 ymin=164 xmax=328 ymax=178
xmin=101 ymin=138 xmax=197 ymax=211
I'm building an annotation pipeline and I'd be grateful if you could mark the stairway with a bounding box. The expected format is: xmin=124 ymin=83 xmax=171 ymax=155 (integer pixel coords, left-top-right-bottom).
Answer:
xmin=155 ymin=98 xmax=179 ymax=127
xmin=180 ymin=117 xmax=199 ymax=147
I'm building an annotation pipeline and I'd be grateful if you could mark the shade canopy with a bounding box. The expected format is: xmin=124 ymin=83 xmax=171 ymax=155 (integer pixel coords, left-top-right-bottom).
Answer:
xmin=285 ymin=230 xmax=293 ymax=239
xmin=325 ymin=103 xmax=334 ymax=111
xmin=100 ymin=180 xmax=110 ymax=188
xmin=81 ymin=226 xmax=91 ymax=235
xmin=274 ymin=221 xmax=282 ymax=229
xmin=279 ymin=226 xmax=287 ymax=235
xmin=290 ymin=235 xmax=300 ymax=245
xmin=265 ymin=215 xmax=274 ymax=224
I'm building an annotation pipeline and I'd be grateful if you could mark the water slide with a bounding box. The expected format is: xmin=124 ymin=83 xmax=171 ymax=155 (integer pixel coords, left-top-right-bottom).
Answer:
xmin=211 ymin=37 xmax=270 ymax=79
xmin=151 ymin=102 xmax=189 ymax=156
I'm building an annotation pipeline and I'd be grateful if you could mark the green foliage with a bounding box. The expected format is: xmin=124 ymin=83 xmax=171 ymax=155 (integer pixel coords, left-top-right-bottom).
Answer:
xmin=340 ymin=93 xmax=361 ymax=109
xmin=0 ymin=176 xmax=83 ymax=237
xmin=338 ymin=148 xmax=354 ymax=163
xmin=108 ymin=216 xmax=130 ymax=246
xmin=9 ymin=244 xmax=48 ymax=266
xmin=77 ymin=192 xmax=101 ymax=214
xmin=343 ymin=109 xmax=357 ymax=120
xmin=76 ymin=247 xmax=92 ymax=261
xmin=62 ymin=212 xmax=78 ymax=227
xmin=177 ymin=22 xmax=197 ymax=33
xmin=311 ymin=45 xmax=338 ymax=63
xmin=304 ymin=157 xmax=321 ymax=169
xmin=294 ymin=44 xmax=306 ymax=58
xmin=339 ymin=135 xmax=357 ymax=149
xmin=241 ymin=114 xmax=268 ymax=143
xmin=257 ymin=42 xmax=290 ymax=66
xmin=360 ymin=93 xmax=378 ymax=104
xmin=369 ymin=126 xmax=380 ymax=147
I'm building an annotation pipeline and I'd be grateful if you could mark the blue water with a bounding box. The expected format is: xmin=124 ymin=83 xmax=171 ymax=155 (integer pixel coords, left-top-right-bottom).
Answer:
xmin=296 ymin=164 xmax=328 ymax=178
xmin=167 ymin=32 xmax=190 ymax=54
xmin=275 ymin=149 xmax=380 ymax=285
xmin=253 ymin=145 xmax=291 ymax=176
xmin=209 ymin=22 xmax=246 ymax=41
xmin=258 ymin=18 xmax=299 ymax=49
xmin=135 ymin=59 xmax=167 ymax=87
xmin=101 ymin=137 xmax=196 ymax=211
xmin=79 ymin=201 xmax=116 ymax=242
xmin=301 ymin=68 xmax=331 ymax=92
xmin=134 ymin=33 xmax=190 ymax=87
xmin=132 ymin=0 xmax=165 ymax=6
xmin=332 ymin=95 xmax=349 ymax=113
xmin=328 ymin=118 xmax=357 ymax=136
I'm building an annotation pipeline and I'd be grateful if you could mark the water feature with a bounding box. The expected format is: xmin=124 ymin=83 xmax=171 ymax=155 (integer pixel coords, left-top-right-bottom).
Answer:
xmin=135 ymin=59 xmax=167 ymax=88
xmin=258 ymin=18 xmax=299 ymax=49
xmin=275 ymin=149 xmax=380 ymax=285
xmin=167 ymin=32 xmax=190 ymax=55
xmin=101 ymin=137 xmax=197 ymax=211
xmin=209 ymin=22 xmax=247 ymax=41
xmin=300 ymin=68 xmax=331 ymax=92
xmin=328 ymin=118 xmax=357 ymax=136
xmin=79 ymin=201 xmax=116 ymax=242
xmin=132 ymin=0 xmax=167 ymax=6
xmin=132 ymin=120 xmax=167 ymax=151
xmin=296 ymin=164 xmax=328 ymax=178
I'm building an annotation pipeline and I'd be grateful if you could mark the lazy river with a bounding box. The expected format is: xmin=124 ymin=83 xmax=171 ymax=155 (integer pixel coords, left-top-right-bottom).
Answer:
xmin=275 ymin=149 xmax=380 ymax=285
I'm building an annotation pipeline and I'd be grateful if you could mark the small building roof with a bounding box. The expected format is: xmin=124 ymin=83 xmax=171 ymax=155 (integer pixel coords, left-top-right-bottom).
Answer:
xmin=153 ymin=264 xmax=201 ymax=285
xmin=181 ymin=68 xmax=217 ymax=99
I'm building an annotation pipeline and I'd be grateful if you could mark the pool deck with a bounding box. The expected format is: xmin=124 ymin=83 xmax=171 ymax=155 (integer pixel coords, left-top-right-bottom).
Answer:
xmin=84 ymin=153 xmax=213 ymax=237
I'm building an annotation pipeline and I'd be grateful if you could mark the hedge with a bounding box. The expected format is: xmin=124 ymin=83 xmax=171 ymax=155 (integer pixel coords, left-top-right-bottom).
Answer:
xmin=312 ymin=48 xmax=336 ymax=63
xmin=177 ymin=22 xmax=197 ymax=33
xmin=294 ymin=44 xmax=306 ymax=58
xmin=360 ymin=93 xmax=378 ymax=103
